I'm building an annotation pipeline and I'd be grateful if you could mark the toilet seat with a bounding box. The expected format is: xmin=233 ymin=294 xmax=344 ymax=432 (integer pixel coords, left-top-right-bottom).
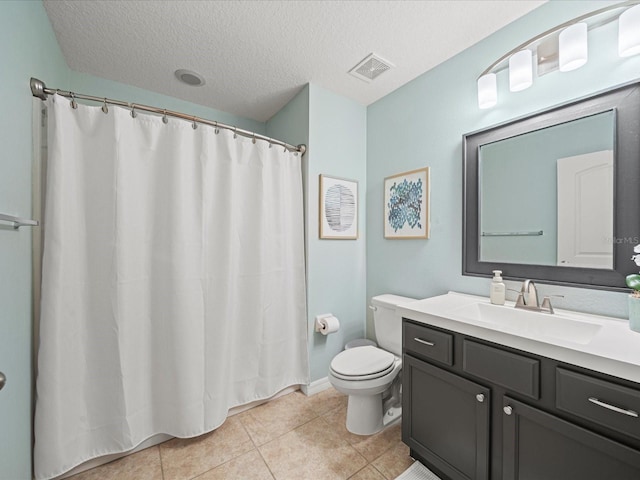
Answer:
xmin=330 ymin=346 xmax=396 ymax=381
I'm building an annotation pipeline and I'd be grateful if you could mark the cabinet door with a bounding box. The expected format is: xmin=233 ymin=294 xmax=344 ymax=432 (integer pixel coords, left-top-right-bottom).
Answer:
xmin=402 ymin=355 xmax=490 ymax=480
xmin=502 ymin=396 xmax=640 ymax=480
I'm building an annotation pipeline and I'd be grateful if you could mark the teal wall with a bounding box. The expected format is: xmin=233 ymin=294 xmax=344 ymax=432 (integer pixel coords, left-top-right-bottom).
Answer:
xmin=266 ymin=85 xmax=309 ymax=148
xmin=0 ymin=2 xmax=68 ymax=478
xmin=305 ymin=85 xmax=367 ymax=382
xmin=366 ymin=0 xmax=640 ymax=328
xmin=266 ymin=83 xmax=369 ymax=384
xmin=480 ymin=110 xmax=614 ymax=265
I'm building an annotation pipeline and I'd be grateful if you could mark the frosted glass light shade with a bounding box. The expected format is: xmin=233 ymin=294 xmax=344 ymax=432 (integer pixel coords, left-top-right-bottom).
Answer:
xmin=619 ymin=4 xmax=640 ymax=57
xmin=509 ymin=50 xmax=533 ymax=92
xmin=559 ymin=23 xmax=588 ymax=72
xmin=477 ymin=73 xmax=497 ymax=109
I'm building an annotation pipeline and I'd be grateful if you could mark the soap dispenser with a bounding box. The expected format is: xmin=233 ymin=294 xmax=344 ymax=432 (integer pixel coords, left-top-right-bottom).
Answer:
xmin=490 ymin=270 xmax=506 ymax=305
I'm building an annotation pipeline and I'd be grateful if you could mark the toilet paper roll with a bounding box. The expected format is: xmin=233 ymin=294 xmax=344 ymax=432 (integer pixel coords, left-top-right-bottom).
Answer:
xmin=318 ymin=315 xmax=340 ymax=335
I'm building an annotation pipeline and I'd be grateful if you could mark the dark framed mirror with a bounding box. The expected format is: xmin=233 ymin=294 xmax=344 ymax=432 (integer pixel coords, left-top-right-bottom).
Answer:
xmin=463 ymin=81 xmax=640 ymax=291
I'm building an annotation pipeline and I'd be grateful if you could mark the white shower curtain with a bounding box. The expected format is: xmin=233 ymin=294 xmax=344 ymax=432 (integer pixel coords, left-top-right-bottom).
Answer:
xmin=34 ymin=96 xmax=309 ymax=480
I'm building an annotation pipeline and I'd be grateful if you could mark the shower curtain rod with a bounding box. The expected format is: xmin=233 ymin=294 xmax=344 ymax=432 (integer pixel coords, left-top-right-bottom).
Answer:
xmin=30 ymin=78 xmax=306 ymax=155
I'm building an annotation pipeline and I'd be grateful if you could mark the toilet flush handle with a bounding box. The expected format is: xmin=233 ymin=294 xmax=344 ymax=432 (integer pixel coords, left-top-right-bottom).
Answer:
xmin=369 ymin=305 xmax=377 ymax=311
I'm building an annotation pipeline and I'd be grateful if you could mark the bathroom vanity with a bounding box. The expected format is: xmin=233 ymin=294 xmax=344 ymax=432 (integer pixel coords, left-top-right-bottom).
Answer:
xmin=400 ymin=292 xmax=640 ymax=480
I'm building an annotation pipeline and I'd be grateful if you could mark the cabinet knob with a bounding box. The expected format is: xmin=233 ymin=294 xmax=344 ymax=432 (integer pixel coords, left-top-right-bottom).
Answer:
xmin=503 ymin=405 xmax=513 ymax=415
xmin=0 ymin=371 xmax=5 ymax=391
xmin=476 ymin=393 xmax=485 ymax=403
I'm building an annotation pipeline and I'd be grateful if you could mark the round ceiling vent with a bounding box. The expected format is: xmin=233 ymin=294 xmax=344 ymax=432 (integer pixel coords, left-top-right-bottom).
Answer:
xmin=175 ymin=69 xmax=206 ymax=87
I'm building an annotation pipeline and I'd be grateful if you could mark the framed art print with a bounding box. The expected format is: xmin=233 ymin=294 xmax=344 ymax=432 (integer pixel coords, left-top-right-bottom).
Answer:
xmin=384 ymin=167 xmax=430 ymax=239
xmin=319 ymin=175 xmax=358 ymax=239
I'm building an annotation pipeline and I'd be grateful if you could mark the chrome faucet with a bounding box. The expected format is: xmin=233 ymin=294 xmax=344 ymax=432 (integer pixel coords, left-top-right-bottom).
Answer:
xmin=516 ymin=280 xmax=539 ymax=309
xmin=515 ymin=280 xmax=562 ymax=314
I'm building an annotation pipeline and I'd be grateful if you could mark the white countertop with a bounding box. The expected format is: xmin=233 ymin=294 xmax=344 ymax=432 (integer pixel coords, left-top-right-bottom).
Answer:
xmin=398 ymin=292 xmax=640 ymax=384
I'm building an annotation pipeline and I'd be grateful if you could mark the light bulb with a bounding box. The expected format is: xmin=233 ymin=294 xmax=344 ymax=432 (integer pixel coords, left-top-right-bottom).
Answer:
xmin=619 ymin=4 xmax=640 ymax=57
xmin=509 ymin=50 xmax=533 ymax=92
xmin=477 ymin=73 xmax=497 ymax=109
xmin=559 ymin=23 xmax=588 ymax=72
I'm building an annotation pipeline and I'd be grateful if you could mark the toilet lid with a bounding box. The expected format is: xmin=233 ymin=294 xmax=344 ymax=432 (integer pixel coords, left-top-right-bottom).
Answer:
xmin=330 ymin=346 xmax=395 ymax=378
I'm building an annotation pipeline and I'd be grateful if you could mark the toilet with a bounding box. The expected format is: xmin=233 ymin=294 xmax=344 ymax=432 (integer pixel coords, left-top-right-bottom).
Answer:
xmin=328 ymin=294 xmax=416 ymax=435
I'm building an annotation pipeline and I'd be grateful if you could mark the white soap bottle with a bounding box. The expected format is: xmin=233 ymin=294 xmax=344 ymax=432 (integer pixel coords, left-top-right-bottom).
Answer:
xmin=490 ymin=270 xmax=506 ymax=305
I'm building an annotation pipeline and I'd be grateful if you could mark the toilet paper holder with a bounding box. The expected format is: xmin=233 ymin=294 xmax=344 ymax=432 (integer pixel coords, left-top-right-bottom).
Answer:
xmin=315 ymin=313 xmax=340 ymax=334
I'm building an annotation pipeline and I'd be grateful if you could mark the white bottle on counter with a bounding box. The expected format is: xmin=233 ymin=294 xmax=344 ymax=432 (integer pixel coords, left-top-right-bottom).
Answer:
xmin=490 ymin=270 xmax=506 ymax=305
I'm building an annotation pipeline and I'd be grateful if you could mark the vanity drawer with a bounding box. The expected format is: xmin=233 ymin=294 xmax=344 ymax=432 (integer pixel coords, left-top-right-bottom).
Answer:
xmin=463 ymin=340 xmax=540 ymax=399
xmin=556 ymin=368 xmax=640 ymax=441
xmin=403 ymin=322 xmax=453 ymax=366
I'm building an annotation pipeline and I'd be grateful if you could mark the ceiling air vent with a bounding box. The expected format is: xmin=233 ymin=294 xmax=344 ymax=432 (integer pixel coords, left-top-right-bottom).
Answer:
xmin=349 ymin=53 xmax=393 ymax=82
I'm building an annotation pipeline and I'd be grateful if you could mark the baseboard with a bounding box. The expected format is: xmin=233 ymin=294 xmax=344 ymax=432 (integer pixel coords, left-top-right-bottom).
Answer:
xmin=300 ymin=376 xmax=331 ymax=396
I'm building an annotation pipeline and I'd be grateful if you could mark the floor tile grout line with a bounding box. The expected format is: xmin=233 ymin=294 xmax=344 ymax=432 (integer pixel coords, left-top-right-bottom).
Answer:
xmin=235 ymin=392 xmax=320 ymax=446
xmin=254 ymin=445 xmax=277 ymax=480
xmin=237 ymin=411 xmax=277 ymax=479
xmin=157 ymin=445 xmax=166 ymax=480
xmin=237 ymin=413 xmax=260 ymax=449
xmin=371 ymin=461 xmax=390 ymax=480
xmin=318 ymin=409 xmax=401 ymax=464
xmin=185 ymin=447 xmax=262 ymax=480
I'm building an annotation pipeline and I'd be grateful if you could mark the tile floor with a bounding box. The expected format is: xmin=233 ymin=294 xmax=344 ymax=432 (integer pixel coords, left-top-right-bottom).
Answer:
xmin=68 ymin=388 xmax=414 ymax=480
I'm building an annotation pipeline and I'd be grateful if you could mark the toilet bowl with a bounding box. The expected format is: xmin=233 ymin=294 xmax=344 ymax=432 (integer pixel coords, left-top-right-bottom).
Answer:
xmin=329 ymin=345 xmax=402 ymax=434
xmin=328 ymin=294 xmax=416 ymax=435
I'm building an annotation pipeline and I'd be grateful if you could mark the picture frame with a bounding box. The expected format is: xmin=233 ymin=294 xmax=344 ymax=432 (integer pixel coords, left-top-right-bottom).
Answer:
xmin=384 ymin=167 xmax=430 ymax=239
xmin=319 ymin=175 xmax=358 ymax=239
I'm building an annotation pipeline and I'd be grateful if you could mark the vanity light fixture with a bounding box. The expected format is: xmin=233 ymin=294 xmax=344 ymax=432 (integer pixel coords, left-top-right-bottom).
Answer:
xmin=477 ymin=1 xmax=640 ymax=109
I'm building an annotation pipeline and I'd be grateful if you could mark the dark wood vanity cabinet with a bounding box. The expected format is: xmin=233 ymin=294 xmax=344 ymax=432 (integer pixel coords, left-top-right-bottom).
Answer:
xmin=502 ymin=396 xmax=640 ymax=480
xmin=402 ymin=319 xmax=640 ymax=480
xmin=403 ymin=354 xmax=490 ymax=480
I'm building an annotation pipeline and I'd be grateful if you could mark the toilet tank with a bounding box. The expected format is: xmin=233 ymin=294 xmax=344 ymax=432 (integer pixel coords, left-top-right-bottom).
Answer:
xmin=371 ymin=294 xmax=417 ymax=356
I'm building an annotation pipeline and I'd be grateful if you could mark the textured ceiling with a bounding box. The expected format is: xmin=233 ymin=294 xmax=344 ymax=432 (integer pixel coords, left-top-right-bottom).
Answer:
xmin=43 ymin=0 xmax=546 ymax=122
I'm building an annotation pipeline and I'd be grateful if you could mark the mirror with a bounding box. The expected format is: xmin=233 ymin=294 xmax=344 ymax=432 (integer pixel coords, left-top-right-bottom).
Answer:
xmin=479 ymin=110 xmax=615 ymax=269
xmin=463 ymin=81 xmax=640 ymax=291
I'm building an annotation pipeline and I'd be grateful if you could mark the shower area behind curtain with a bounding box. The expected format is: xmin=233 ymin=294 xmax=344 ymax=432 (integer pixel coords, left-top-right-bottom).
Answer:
xmin=33 ymin=95 xmax=309 ymax=480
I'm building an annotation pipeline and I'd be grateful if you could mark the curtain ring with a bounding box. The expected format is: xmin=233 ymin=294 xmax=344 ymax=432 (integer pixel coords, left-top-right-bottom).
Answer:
xmin=101 ymin=98 xmax=109 ymax=114
xmin=268 ymin=138 xmax=273 ymax=148
xmin=52 ymin=89 xmax=60 ymax=102
xmin=192 ymin=116 xmax=198 ymax=129
xmin=162 ymin=109 xmax=169 ymax=124
xmin=233 ymin=127 xmax=238 ymax=139
xmin=70 ymin=92 xmax=78 ymax=109
xmin=252 ymin=134 xmax=257 ymax=144
xmin=283 ymin=145 xmax=287 ymax=152
xmin=214 ymin=121 xmax=219 ymax=134
xmin=130 ymin=104 xmax=137 ymax=118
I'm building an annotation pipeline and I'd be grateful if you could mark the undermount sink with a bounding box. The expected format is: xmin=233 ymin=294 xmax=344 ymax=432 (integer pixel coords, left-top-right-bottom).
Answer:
xmin=450 ymin=302 xmax=603 ymax=345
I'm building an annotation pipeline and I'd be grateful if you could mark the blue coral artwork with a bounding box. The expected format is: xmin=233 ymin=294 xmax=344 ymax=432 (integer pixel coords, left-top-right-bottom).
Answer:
xmin=384 ymin=167 xmax=430 ymax=239
xmin=320 ymin=175 xmax=358 ymax=239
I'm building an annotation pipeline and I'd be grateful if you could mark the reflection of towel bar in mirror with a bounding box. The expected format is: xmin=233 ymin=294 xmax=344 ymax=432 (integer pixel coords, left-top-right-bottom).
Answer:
xmin=481 ymin=230 xmax=543 ymax=237
xmin=0 ymin=213 xmax=39 ymax=229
